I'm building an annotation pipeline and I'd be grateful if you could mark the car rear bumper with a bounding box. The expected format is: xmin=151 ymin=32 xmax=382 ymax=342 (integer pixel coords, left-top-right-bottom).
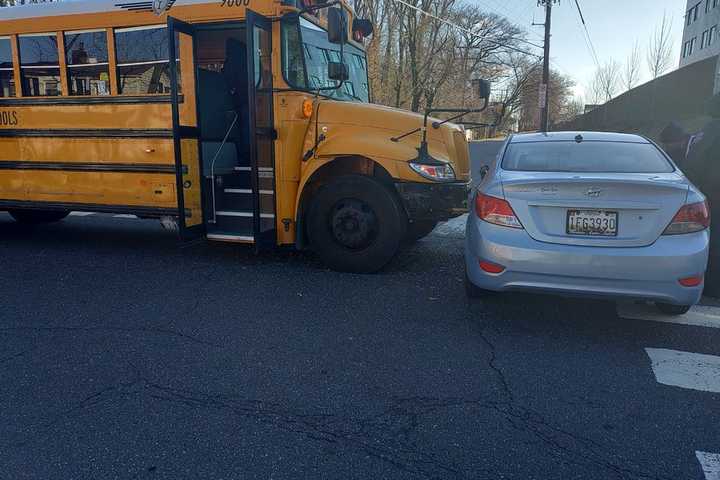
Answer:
xmin=465 ymin=215 xmax=710 ymax=305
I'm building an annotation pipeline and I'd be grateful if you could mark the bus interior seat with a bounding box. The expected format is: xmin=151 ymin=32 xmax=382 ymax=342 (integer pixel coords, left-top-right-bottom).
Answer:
xmin=197 ymin=36 xmax=250 ymax=178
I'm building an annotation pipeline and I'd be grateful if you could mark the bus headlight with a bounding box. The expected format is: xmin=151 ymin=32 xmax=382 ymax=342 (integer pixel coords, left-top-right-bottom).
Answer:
xmin=409 ymin=162 xmax=456 ymax=182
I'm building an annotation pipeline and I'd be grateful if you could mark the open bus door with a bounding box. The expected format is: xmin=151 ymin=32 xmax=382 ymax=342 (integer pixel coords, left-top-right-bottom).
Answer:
xmin=168 ymin=16 xmax=205 ymax=241
xmin=246 ymin=10 xmax=277 ymax=251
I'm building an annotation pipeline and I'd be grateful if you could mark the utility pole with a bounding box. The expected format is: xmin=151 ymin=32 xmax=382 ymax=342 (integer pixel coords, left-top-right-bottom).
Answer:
xmin=537 ymin=0 xmax=557 ymax=132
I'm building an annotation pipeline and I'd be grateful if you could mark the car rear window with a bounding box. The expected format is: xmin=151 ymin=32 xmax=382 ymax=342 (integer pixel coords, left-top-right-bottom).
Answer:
xmin=502 ymin=140 xmax=675 ymax=173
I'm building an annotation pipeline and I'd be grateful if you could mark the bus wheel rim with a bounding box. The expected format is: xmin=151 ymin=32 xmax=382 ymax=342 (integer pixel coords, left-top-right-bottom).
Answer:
xmin=329 ymin=199 xmax=378 ymax=250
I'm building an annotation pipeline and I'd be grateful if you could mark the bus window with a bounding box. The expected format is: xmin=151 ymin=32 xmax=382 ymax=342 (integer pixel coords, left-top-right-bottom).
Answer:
xmin=0 ymin=36 xmax=14 ymax=97
xmin=281 ymin=17 xmax=369 ymax=102
xmin=64 ymin=29 xmax=110 ymax=96
xmin=115 ymin=25 xmax=178 ymax=95
xmin=18 ymin=33 xmax=61 ymax=97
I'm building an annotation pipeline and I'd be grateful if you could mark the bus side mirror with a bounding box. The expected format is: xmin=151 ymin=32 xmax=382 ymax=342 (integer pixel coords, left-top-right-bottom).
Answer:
xmin=474 ymin=79 xmax=491 ymax=101
xmin=327 ymin=7 xmax=347 ymax=45
xmin=352 ymin=19 xmax=374 ymax=39
xmin=328 ymin=61 xmax=349 ymax=81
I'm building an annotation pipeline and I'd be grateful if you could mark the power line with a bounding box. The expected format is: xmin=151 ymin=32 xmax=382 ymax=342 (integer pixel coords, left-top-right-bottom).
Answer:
xmin=389 ymin=0 xmax=543 ymax=58
xmin=573 ymin=0 xmax=601 ymax=69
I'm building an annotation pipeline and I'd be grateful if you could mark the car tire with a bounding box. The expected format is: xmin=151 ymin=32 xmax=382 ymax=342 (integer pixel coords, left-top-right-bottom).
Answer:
xmin=307 ymin=175 xmax=405 ymax=273
xmin=9 ymin=209 xmax=70 ymax=224
xmin=403 ymin=220 xmax=438 ymax=244
xmin=655 ymin=303 xmax=692 ymax=316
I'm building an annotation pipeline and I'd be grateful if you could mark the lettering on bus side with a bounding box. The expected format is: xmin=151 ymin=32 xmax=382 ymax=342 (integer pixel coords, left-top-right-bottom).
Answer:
xmin=220 ymin=0 xmax=250 ymax=6
xmin=0 ymin=110 xmax=18 ymax=126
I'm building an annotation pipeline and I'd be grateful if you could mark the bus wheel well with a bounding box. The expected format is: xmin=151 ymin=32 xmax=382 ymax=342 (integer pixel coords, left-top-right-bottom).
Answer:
xmin=295 ymin=156 xmax=395 ymax=249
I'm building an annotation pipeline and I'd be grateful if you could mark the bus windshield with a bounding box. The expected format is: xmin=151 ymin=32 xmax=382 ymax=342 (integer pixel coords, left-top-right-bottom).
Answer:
xmin=282 ymin=16 xmax=370 ymax=102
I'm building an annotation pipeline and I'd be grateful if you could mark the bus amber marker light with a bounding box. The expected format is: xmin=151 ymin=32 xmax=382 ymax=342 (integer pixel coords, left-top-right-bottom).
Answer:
xmin=302 ymin=99 xmax=313 ymax=118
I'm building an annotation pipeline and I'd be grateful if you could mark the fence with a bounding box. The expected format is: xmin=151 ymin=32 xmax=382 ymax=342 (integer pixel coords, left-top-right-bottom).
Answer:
xmin=557 ymin=55 xmax=719 ymax=140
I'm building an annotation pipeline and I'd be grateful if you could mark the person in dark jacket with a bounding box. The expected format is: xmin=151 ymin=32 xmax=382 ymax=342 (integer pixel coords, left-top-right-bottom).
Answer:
xmin=685 ymin=93 xmax=720 ymax=297
xmin=659 ymin=121 xmax=690 ymax=165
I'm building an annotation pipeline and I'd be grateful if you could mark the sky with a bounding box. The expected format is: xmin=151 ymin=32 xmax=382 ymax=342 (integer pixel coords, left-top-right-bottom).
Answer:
xmin=476 ymin=0 xmax=687 ymax=101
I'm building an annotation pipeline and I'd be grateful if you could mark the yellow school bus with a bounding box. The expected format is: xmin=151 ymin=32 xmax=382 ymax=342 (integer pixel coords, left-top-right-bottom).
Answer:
xmin=0 ymin=0 xmax=482 ymax=272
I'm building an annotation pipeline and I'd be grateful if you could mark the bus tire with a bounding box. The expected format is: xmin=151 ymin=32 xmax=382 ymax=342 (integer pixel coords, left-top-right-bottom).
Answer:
xmin=403 ymin=220 xmax=438 ymax=244
xmin=9 ymin=209 xmax=70 ymax=224
xmin=307 ymin=175 xmax=405 ymax=273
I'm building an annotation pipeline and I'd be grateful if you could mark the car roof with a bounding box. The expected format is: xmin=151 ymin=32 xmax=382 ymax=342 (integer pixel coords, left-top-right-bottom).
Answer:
xmin=509 ymin=131 xmax=650 ymax=144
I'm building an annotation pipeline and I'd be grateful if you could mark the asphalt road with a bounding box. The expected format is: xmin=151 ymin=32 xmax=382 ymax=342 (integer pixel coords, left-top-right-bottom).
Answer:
xmin=1 ymin=142 xmax=719 ymax=479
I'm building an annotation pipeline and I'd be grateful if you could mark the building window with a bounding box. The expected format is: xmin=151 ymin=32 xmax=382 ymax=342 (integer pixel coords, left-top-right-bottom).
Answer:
xmin=689 ymin=37 xmax=697 ymax=56
xmin=0 ymin=36 xmax=15 ymax=97
xmin=707 ymin=0 xmax=712 ymax=13
xmin=18 ymin=33 xmax=61 ymax=97
xmin=65 ymin=29 xmax=110 ymax=96
xmin=115 ymin=25 xmax=178 ymax=95
xmin=702 ymin=30 xmax=709 ymax=48
xmin=711 ymin=25 xmax=718 ymax=46
xmin=688 ymin=3 xmax=701 ymax=24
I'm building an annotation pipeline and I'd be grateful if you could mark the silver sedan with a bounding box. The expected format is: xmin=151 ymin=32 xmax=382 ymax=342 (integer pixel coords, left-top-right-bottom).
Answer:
xmin=465 ymin=132 xmax=711 ymax=315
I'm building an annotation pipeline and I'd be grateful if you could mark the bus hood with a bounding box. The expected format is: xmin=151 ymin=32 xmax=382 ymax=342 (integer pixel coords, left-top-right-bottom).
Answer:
xmin=311 ymin=100 xmax=470 ymax=182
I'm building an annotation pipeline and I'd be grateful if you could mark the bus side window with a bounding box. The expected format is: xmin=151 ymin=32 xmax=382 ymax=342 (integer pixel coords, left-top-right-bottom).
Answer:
xmin=18 ymin=33 xmax=61 ymax=97
xmin=0 ymin=37 xmax=15 ymax=97
xmin=64 ymin=29 xmax=110 ymax=96
xmin=114 ymin=25 xmax=179 ymax=95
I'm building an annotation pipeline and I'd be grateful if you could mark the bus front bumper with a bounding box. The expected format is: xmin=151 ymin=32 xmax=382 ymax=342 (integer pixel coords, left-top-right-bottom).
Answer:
xmin=394 ymin=181 xmax=468 ymax=222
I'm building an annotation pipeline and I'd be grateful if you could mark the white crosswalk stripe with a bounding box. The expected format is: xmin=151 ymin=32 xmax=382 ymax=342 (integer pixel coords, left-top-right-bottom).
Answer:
xmin=618 ymin=303 xmax=720 ymax=329
xmin=69 ymin=212 xmax=95 ymax=217
xmin=645 ymin=348 xmax=720 ymax=393
xmin=696 ymin=451 xmax=720 ymax=480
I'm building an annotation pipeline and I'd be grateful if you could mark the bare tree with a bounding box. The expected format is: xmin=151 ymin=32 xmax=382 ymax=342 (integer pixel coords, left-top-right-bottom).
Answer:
xmin=622 ymin=41 xmax=642 ymax=91
xmin=646 ymin=12 xmax=673 ymax=79
xmin=589 ymin=60 xmax=621 ymax=103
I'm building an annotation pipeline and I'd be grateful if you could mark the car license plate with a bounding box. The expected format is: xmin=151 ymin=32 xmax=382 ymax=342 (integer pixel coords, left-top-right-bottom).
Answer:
xmin=567 ymin=210 xmax=618 ymax=236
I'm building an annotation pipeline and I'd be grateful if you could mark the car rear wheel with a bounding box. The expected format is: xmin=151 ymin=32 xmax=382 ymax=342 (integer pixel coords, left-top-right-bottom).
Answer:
xmin=465 ymin=268 xmax=487 ymax=299
xmin=655 ymin=303 xmax=692 ymax=316
xmin=307 ymin=175 xmax=405 ymax=273
xmin=9 ymin=209 xmax=70 ymax=224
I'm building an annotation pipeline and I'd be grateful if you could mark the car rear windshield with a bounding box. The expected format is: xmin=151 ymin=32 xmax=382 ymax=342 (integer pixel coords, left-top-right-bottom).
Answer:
xmin=502 ymin=140 xmax=675 ymax=173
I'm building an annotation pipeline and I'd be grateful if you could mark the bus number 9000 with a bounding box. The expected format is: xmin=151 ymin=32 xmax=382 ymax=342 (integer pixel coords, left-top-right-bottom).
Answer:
xmin=221 ymin=0 xmax=250 ymax=6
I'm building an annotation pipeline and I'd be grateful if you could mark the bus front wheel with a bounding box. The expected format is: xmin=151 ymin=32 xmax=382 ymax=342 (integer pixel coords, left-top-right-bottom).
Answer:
xmin=307 ymin=175 xmax=405 ymax=273
xmin=9 ymin=209 xmax=70 ymax=224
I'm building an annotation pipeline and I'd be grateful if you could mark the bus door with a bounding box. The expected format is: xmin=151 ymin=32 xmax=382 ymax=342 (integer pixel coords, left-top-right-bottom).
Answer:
xmin=168 ymin=17 xmax=205 ymax=241
xmin=246 ymin=11 xmax=277 ymax=250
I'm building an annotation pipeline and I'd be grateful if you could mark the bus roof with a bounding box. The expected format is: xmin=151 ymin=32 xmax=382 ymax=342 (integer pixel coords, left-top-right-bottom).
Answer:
xmin=0 ymin=0 xmax=210 ymax=21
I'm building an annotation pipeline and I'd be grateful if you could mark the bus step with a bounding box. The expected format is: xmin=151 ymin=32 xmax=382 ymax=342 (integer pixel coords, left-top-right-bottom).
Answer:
xmin=223 ymin=188 xmax=274 ymax=195
xmin=206 ymin=232 xmax=254 ymax=243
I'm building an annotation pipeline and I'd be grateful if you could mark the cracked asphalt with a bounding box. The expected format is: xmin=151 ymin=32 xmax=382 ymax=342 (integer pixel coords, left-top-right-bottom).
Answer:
xmin=2 ymin=212 xmax=719 ymax=479
xmin=0 ymin=142 xmax=718 ymax=479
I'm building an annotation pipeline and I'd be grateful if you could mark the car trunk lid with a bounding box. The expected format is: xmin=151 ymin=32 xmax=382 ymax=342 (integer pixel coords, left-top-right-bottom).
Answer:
xmin=501 ymin=171 xmax=688 ymax=247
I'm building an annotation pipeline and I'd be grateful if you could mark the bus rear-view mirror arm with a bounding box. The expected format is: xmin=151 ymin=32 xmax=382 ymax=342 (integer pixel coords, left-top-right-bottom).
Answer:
xmin=391 ymin=79 xmax=491 ymax=148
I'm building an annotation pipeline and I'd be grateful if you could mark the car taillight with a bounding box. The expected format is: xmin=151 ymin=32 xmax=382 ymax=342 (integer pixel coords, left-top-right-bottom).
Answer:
xmin=663 ymin=200 xmax=710 ymax=235
xmin=679 ymin=275 xmax=704 ymax=287
xmin=475 ymin=192 xmax=523 ymax=229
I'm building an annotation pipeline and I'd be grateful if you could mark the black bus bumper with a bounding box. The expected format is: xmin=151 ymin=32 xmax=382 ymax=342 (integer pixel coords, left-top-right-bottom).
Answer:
xmin=394 ymin=181 xmax=469 ymax=222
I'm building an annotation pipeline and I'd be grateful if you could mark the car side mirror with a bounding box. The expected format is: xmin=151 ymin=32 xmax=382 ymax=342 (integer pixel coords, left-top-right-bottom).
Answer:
xmin=473 ymin=79 xmax=491 ymax=102
xmin=328 ymin=61 xmax=349 ymax=81
xmin=327 ymin=7 xmax=347 ymax=45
